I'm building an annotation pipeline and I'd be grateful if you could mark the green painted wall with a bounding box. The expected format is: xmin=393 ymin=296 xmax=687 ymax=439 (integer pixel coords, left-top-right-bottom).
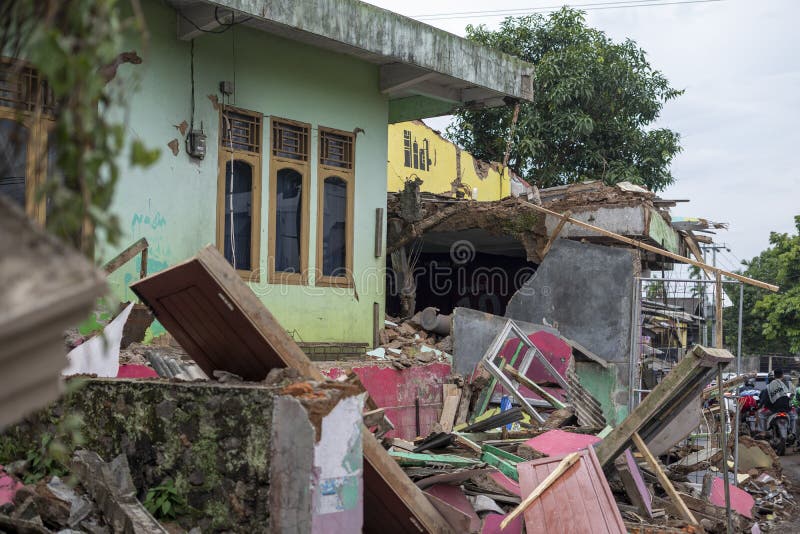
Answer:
xmin=575 ymin=362 xmax=629 ymax=426
xmin=105 ymin=0 xmax=388 ymax=344
xmin=648 ymin=208 xmax=680 ymax=254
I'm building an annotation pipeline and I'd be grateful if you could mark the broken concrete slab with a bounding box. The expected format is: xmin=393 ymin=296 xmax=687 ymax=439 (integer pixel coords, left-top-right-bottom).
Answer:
xmin=0 ymin=196 xmax=106 ymax=428
xmin=504 ymin=239 xmax=637 ymax=424
xmin=71 ymin=451 xmax=167 ymax=534
xmin=737 ymin=436 xmax=779 ymax=474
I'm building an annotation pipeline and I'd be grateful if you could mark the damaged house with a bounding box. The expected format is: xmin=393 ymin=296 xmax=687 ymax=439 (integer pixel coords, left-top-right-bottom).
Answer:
xmin=0 ymin=0 xmax=534 ymax=351
xmin=384 ymin=124 xmax=699 ymax=424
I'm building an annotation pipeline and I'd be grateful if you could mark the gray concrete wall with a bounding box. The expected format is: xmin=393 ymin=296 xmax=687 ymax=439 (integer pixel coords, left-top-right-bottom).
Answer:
xmin=504 ymin=239 xmax=638 ymax=423
xmin=505 ymin=239 xmax=636 ymax=364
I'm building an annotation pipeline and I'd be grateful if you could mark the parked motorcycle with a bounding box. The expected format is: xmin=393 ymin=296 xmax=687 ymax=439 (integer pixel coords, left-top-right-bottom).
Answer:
xmin=738 ymin=391 xmax=760 ymax=436
xmin=766 ymin=411 xmax=792 ymax=456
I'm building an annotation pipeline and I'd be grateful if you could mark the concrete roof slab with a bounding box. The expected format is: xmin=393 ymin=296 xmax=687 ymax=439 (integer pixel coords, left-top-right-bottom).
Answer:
xmin=170 ymin=0 xmax=534 ymax=117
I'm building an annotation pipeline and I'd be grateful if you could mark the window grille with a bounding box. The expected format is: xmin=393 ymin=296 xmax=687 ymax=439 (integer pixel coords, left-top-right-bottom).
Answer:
xmin=221 ymin=108 xmax=261 ymax=154
xmin=0 ymin=59 xmax=54 ymax=114
xmin=320 ymin=129 xmax=353 ymax=169
xmin=272 ymin=120 xmax=309 ymax=161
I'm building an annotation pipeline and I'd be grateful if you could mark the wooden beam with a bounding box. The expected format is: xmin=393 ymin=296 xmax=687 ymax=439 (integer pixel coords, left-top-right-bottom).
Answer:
xmin=541 ymin=209 xmax=572 ymax=257
xmin=440 ymin=384 xmax=460 ymax=433
xmin=715 ymin=271 xmax=724 ymax=347
xmin=631 ymin=432 xmax=701 ymax=529
xmin=520 ymin=200 xmax=778 ymax=292
xmin=593 ymin=345 xmax=732 ymax=468
xmin=374 ymin=207 xmax=383 ymax=258
xmin=103 ymin=237 xmax=148 ymax=275
xmin=504 ymin=366 xmax=567 ymax=409
xmin=500 ymin=451 xmax=581 ymax=529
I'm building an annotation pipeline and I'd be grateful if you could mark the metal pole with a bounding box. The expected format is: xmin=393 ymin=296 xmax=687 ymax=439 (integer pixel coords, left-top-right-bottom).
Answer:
xmin=734 ymin=283 xmax=743 ymax=485
xmin=719 ymin=364 xmax=733 ymax=534
xmin=628 ymin=277 xmax=642 ymax=412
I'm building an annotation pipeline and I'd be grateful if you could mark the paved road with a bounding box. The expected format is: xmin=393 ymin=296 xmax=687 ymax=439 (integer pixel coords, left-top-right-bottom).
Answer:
xmin=772 ymin=451 xmax=800 ymax=529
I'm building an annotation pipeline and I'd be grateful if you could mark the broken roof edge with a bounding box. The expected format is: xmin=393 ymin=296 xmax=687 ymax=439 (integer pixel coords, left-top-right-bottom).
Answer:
xmin=205 ymin=0 xmax=534 ymax=102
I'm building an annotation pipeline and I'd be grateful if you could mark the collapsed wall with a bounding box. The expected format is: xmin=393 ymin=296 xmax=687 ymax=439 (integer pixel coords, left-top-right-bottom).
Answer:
xmin=2 ymin=377 xmax=365 ymax=533
xmin=505 ymin=239 xmax=639 ymax=424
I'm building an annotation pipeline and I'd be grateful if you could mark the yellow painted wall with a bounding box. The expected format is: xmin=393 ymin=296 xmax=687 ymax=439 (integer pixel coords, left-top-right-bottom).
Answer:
xmin=387 ymin=121 xmax=514 ymax=201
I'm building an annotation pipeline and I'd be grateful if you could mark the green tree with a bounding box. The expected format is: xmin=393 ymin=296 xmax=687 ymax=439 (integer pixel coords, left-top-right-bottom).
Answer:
xmin=1 ymin=0 xmax=158 ymax=254
xmin=724 ymin=216 xmax=800 ymax=354
xmin=447 ymin=8 xmax=682 ymax=192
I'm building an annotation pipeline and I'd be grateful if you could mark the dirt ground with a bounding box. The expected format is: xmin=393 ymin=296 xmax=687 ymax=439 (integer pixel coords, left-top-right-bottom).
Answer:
xmin=771 ymin=450 xmax=800 ymax=530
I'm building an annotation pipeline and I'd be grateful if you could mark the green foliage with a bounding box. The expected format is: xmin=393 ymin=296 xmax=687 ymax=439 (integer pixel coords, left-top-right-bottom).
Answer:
xmin=645 ymin=280 xmax=666 ymax=301
xmin=1 ymin=0 xmax=158 ymax=253
xmin=144 ymin=478 xmax=189 ymax=520
xmin=447 ymin=8 xmax=682 ymax=192
xmin=0 ymin=413 xmax=85 ymax=484
xmin=724 ymin=216 xmax=800 ymax=354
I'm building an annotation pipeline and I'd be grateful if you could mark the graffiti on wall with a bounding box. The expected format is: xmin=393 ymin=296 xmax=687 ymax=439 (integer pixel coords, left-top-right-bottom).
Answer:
xmin=402 ymin=129 xmax=436 ymax=172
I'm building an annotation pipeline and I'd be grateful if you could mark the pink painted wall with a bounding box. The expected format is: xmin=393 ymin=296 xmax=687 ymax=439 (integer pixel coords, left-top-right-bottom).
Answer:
xmin=322 ymin=362 xmax=452 ymax=440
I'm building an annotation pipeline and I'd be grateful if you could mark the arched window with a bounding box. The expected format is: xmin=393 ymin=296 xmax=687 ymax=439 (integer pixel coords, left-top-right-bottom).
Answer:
xmin=316 ymin=128 xmax=354 ymax=286
xmin=274 ymin=167 xmax=303 ymax=273
xmin=268 ymin=118 xmax=310 ymax=284
xmin=217 ymin=106 xmax=262 ymax=280
xmin=223 ymin=159 xmax=254 ymax=271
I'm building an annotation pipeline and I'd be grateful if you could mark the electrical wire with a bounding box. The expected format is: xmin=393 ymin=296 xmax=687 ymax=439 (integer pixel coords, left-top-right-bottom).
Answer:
xmin=413 ymin=0 xmax=725 ymax=21
xmin=177 ymin=6 xmax=252 ymax=35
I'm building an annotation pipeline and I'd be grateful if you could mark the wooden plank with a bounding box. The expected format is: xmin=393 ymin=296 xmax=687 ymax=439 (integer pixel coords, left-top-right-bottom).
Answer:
xmin=503 ymin=451 xmax=580 ymax=529
xmin=103 ymin=237 xmax=148 ymax=275
xmin=390 ymin=450 xmax=481 ymax=468
xmin=481 ymin=451 xmax=519 ymax=482
xmin=373 ymin=301 xmax=380 ymax=349
xmin=514 ymin=448 xmax=625 ymax=534
xmin=453 ymin=383 xmax=472 ymax=426
xmin=132 ymin=246 xmax=451 ymax=534
xmin=631 ymin=432 xmax=700 ymax=528
xmin=374 ymin=207 xmax=383 ymax=258
xmin=482 ymin=444 xmax=526 ymax=464
xmin=541 ymin=210 xmax=571 ymax=257
xmin=504 ymin=366 xmax=566 ymax=409
xmin=440 ymin=384 xmax=460 ymax=433
xmin=520 ymin=200 xmax=778 ymax=291
xmin=615 ymin=449 xmax=653 ymax=518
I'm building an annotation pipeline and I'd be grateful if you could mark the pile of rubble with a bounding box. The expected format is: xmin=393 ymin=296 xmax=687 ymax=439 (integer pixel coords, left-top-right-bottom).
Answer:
xmin=0 ymin=451 xmax=171 ymax=533
xmin=377 ymin=336 xmax=796 ymax=533
xmin=368 ymin=309 xmax=453 ymax=369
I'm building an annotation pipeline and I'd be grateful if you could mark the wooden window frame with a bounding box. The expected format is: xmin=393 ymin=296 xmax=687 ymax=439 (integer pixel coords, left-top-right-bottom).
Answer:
xmin=268 ymin=117 xmax=311 ymax=285
xmin=216 ymin=106 xmax=263 ymax=282
xmin=0 ymin=58 xmax=54 ymax=226
xmin=316 ymin=126 xmax=355 ymax=288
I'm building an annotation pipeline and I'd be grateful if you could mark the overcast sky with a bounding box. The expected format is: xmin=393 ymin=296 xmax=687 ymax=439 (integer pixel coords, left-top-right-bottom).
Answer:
xmin=368 ymin=0 xmax=799 ymax=270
